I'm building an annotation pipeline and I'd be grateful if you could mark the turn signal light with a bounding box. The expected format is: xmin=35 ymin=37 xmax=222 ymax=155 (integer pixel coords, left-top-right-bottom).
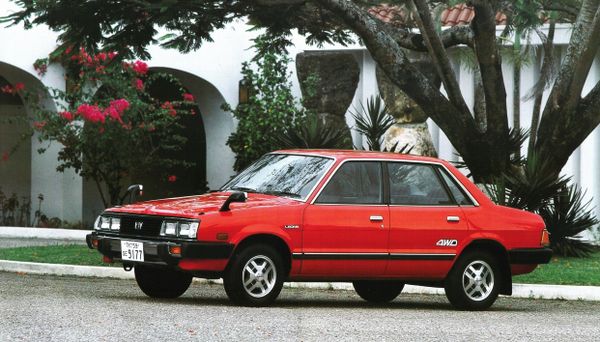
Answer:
xmin=541 ymin=229 xmax=550 ymax=247
xmin=91 ymin=239 xmax=99 ymax=248
xmin=169 ymin=245 xmax=182 ymax=255
xmin=102 ymin=256 xmax=113 ymax=263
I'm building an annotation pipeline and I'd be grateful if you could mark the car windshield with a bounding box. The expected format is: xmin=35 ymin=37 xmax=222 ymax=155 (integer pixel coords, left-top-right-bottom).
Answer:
xmin=222 ymin=154 xmax=334 ymax=200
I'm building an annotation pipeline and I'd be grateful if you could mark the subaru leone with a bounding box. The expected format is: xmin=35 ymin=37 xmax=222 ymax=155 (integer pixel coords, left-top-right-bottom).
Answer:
xmin=87 ymin=150 xmax=552 ymax=310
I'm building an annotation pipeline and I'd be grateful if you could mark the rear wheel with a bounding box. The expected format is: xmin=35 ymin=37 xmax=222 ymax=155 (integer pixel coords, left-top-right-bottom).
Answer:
xmin=134 ymin=264 xmax=192 ymax=298
xmin=223 ymin=244 xmax=284 ymax=307
xmin=353 ymin=281 xmax=405 ymax=303
xmin=444 ymin=251 xmax=501 ymax=310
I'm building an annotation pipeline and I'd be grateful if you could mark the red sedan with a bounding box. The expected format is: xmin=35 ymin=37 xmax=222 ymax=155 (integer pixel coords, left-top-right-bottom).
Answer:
xmin=87 ymin=150 xmax=551 ymax=310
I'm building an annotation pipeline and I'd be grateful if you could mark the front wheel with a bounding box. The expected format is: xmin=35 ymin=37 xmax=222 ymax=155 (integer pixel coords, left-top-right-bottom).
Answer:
xmin=134 ymin=264 xmax=192 ymax=298
xmin=444 ymin=251 xmax=501 ymax=310
xmin=223 ymin=244 xmax=284 ymax=307
xmin=353 ymin=281 xmax=404 ymax=303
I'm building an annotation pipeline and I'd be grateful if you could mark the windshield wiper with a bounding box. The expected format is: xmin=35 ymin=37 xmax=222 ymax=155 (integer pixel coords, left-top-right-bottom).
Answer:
xmin=262 ymin=190 xmax=301 ymax=198
xmin=228 ymin=186 xmax=258 ymax=193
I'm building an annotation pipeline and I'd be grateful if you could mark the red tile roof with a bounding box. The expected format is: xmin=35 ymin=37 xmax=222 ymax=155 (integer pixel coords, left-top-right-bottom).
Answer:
xmin=369 ymin=3 xmax=508 ymax=27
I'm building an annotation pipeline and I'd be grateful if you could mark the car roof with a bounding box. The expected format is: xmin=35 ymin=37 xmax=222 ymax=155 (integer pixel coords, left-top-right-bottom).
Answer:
xmin=272 ymin=149 xmax=444 ymax=163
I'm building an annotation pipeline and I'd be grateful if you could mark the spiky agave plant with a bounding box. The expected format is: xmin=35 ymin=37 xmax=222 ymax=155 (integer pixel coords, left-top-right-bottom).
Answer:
xmin=351 ymin=95 xmax=396 ymax=151
xmin=485 ymin=153 xmax=598 ymax=257
xmin=539 ymin=185 xmax=598 ymax=257
xmin=276 ymin=114 xmax=351 ymax=149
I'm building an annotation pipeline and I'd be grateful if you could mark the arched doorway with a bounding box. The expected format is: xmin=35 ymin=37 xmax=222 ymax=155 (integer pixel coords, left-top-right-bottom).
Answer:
xmin=81 ymin=67 xmax=236 ymax=223
xmin=0 ymin=74 xmax=31 ymax=225
xmin=136 ymin=73 xmax=207 ymax=199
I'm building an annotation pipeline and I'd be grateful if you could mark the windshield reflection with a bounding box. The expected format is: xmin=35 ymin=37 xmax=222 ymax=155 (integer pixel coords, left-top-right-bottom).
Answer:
xmin=222 ymin=154 xmax=334 ymax=200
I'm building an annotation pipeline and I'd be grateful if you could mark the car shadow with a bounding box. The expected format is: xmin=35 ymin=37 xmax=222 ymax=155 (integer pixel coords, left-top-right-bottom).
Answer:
xmin=102 ymin=293 xmax=528 ymax=312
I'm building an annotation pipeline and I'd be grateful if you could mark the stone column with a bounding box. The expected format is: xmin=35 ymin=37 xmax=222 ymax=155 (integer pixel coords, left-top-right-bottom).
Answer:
xmin=377 ymin=60 xmax=438 ymax=157
xmin=295 ymin=51 xmax=359 ymax=147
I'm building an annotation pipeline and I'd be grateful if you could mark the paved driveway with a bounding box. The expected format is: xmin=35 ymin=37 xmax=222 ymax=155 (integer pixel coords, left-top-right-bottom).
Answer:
xmin=1 ymin=272 xmax=599 ymax=341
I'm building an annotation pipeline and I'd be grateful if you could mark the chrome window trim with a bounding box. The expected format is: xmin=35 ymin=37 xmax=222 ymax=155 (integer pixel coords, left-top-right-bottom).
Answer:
xmin=310 ymin=158 xmax=480 ymax=206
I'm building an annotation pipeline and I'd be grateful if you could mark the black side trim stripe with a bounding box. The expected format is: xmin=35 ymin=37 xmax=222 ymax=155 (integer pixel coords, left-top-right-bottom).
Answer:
xmin=389 ymin=253 xmax=455 ymax=261
xmin=292 ymin=253 xmax=455 ymax=261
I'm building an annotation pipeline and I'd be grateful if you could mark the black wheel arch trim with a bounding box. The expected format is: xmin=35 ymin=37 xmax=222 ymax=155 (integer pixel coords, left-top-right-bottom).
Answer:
xmin=508 ymin=248 xmax=553 ymax=264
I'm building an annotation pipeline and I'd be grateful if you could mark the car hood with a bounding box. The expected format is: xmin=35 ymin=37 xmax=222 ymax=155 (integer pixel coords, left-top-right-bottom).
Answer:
xmin=105 ymin=192 xmax=299 ymax=218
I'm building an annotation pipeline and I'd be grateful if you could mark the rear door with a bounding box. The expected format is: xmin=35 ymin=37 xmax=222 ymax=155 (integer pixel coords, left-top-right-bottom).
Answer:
xmin=300 ymin=161 xmax=389 ymax=277
xmin=385 ymin=162 xmax=472 ymax=278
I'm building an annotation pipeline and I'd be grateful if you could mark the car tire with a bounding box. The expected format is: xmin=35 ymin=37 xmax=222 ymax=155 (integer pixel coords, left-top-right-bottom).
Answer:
xmin=353 ymin=281 xmax=405 ymax=303
xmin=134 ymin=264 xmax=192 ymax=299
xmin=444 ymin=251 xmax=501 ymax=310
xmin=223 ymin=244 xmax=284 ymax=307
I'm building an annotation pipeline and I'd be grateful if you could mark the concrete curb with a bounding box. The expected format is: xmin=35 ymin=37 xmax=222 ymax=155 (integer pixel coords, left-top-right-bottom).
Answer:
xmin=0 ymin=227 xmax=90 ymax=240
xmin=2 ymin=259 xmax=599 ymax=301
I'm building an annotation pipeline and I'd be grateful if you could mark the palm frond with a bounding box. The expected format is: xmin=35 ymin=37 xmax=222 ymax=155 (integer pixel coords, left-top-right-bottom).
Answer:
xmin=350 ymin=95 xmax=395 ymax=151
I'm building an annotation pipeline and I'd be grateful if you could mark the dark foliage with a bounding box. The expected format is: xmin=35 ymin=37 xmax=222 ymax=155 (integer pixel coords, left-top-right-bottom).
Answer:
xmin=351 ymin=96 xmax=395 ymax=151
xmin=277 ymin=114 xmax=351 ymax=149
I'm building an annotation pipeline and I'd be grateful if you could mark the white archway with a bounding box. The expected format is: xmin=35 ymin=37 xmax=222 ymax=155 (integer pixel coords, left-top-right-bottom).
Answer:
xmin=151 ymin=67 xmax=236 ymax=190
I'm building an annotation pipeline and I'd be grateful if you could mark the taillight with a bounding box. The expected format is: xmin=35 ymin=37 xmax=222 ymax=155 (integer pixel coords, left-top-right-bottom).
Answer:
xmin=541 ymin=229 xmax=550 ymax=247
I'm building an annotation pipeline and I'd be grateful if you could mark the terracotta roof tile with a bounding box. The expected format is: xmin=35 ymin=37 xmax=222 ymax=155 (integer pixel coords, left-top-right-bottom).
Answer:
xmin=369 ymin=3 xmax=504 ymax=27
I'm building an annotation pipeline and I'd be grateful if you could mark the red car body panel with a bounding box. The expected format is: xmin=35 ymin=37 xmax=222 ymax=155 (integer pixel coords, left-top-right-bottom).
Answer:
xmin=89 ymin=149 xmax=550 ymax=285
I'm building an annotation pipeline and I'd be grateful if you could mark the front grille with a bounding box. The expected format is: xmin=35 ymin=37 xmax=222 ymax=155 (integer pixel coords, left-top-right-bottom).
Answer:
xmin=119 ymin=215 xmax=163 ymax=237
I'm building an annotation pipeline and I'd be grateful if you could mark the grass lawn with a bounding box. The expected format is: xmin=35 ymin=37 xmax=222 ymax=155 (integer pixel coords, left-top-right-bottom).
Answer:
xmin=1 ymin=245 xmax=599 ymax=286
xmin=513 ymin=252 xmax=600 ymax=286
xmin=0 ymin=244 xmax=114 ymax=267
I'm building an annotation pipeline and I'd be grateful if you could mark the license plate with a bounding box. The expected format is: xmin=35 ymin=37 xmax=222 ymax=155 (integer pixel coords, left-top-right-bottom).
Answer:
xmin=121 ymin=241 xmax=144 ymax=262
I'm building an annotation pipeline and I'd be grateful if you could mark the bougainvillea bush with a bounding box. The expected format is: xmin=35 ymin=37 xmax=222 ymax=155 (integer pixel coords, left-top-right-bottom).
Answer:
xmin=23 ymin=48 xmax=196 ymax=207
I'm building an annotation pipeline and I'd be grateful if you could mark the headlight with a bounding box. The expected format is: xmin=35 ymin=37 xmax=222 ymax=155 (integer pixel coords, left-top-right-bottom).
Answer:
xmin=94 ymin=216 xmax=101 ymax=230
xmin=161 ymin=221 xmax=178 ymax=236
xmin=160 ymin=220 xmax=199 ymax=238
xmin=100 ymin=217 xmax=111 ymax=230
xmin=110 ymin=217 xmax=121 ymax=231
xmin=95 ymin=215 xmax=121 ymax=231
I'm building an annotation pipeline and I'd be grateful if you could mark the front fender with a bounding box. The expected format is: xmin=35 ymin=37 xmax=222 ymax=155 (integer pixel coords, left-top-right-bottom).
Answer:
xmin=228 ymin=224 xmax=294 ymax=248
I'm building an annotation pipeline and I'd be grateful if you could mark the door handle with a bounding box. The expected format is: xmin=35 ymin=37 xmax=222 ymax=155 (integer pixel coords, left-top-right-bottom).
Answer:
xmin=447 ymin=216 xmax=460 ymax=223
xmin=370 ymin=215 xmax=384 ymax=222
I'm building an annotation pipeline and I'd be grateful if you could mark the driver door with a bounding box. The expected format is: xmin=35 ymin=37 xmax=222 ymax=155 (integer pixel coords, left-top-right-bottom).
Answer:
xmin=300 ymin=161 xmax=389 ymax=277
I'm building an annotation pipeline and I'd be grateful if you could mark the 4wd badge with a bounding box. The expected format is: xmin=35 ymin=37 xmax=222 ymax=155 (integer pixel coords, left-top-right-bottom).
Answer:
xmin=436 ymin=239 xmax=458 ymax=247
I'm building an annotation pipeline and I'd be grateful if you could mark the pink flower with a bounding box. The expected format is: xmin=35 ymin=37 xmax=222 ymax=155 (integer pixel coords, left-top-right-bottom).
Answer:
xmin=108 ymin=51 xmax=117 ymax=60
xmin=95 ymin=52 xmax=107 ymax=62
xmin=183 ymin=93 xmax=195 ymax=102
xmin=77 ymin=104 xmax=105 ymax=123
xmin=168 ymin=175 xmax=177 ymax=183
xmin=161 ymin=101 xmax=177 ymax=117
xmin=65 ymin=46 xmax=73 ymax=55
xmin=134 ymin=78 xmax=144 ymax=90
xmin=132 ymin=61 xmax=148 ymax=75
xmin=13 ymin=83 xmax=24 ymax=92
xmin=2 ymin=151 xmax=8 ymax=162
xmin=33 ymin=121 xmax=47 ymax=130
xmin=59 ymin=111 xmax=74 ymax=121
xmin=110 ymin=99 xmax=130 ymax=114
xmin=104 ymin=106 xmax=122 ymax=122
xmin=1 ymin=85 xmax=12 ymax=94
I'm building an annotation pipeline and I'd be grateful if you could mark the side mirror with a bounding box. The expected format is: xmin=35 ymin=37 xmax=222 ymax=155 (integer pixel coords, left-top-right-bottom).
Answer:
xmin=220 ymin=192 xmax=247 ymax=212
xmin=121 ymin=184 xmax=144 ymax=205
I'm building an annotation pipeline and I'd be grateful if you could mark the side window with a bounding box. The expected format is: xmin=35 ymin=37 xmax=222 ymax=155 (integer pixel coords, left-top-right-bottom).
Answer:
xmin=388 ymin=163 xmax=453 ymax=205
xmin=316 ymin=161 xmax=383 ymax=204
xmin=438 ymin=167 xmax=474 ymax=206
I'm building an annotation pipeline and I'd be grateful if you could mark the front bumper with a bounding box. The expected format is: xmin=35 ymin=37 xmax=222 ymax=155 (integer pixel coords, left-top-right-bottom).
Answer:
xmin=86 ymin=233 xmax=234 ymax=266
xmin=508 ymin=247 xmax=553 ymax=264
